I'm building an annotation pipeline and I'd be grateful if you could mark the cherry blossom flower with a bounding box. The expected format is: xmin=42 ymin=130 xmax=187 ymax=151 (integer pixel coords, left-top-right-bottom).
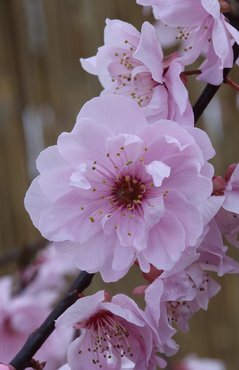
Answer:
xmin=134 ymin=216 xmax=239 ymax=353
xmin=197 ymin=220 xmax=239 ymax=276
xmin=144 ymin=264 xmax=220 ymax=338
xmin=135 ymin=215 xmax=239 ymax=336
xmin=81 ymin=19 xmax=193 ymax=124
xmin=21 ymin=244 xmax=77 ymax=296
xmin=55 ymin=291 xmax=166 ymax=370
xmin=0 ymin=277 xmax=52 ymax=363
xmin=137 ymin=0 xmax=239 ymax=85
xmin=36 ymin=327 xmax=73 ymax=370
xmin=25 ymin=94 xmax=216 ymax=282
xmin=0 ymin=276 xmax=72 ymax=369
xmin=0 ymin=365 xmax=14 ymax=370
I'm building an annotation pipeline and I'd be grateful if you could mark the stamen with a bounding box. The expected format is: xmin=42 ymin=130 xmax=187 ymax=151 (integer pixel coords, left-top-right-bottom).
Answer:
xmin=77 ymin=312 xmax=134 ymax=367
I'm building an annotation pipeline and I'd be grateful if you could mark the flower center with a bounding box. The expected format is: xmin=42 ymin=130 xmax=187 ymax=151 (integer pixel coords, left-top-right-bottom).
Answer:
xmin=78 ymin=311 xmax=134 ymax=368
xmin=111 ymin=175 xmax=146 ymax=210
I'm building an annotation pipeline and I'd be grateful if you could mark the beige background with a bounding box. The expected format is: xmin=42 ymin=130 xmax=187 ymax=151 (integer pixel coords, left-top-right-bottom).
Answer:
xmin=0 ymin=1 xmax=239 ymax=368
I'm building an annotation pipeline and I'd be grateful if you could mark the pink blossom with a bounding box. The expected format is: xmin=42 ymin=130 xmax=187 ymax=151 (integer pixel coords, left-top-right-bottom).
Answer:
xmin=0 ymin=276 xmax=72 ymax=369
xmin=55 ymin=291 xmax=166 ymax=370
xmin=35 ymin=326 xmax=73 ymax=370
xmin=0 ymin=277 xmax=53 ymax=364
xmin=137 ymin=0 xmax=239 ymax=85
xmin=81 ymin=19 xmax=193 ymax=125
xmin=139 ymin=219 xmax=238 ymax=343
xmin=21 ymin=244 xmax=77 ymax=295
xmin=0 ymin=365 xmax=14 ymax=370
xmin=144 ymin=264 xmax=220 ymax=337
xmin=25 ymin=95 xmax=215 ymax=282
xmin=196 ymin=220 xmax=239 ymax=276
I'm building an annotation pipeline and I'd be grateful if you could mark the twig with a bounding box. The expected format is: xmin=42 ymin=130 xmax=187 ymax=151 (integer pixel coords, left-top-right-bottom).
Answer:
xmin=10 ymin=271 xmax=94 ymax=370
xmin=225 ymin=76 xmax=239 ymax=91
xmin=183 ymin=69 xmax=201 ymax=77
xmin=29 ymin=359 xmax=46 ymax=370
xmin=193 ymin=13 xmax=239 ymax=123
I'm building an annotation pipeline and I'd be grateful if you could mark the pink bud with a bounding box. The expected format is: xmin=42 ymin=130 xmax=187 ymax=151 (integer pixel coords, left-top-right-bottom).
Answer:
xmin=212 ymin=176 xmax=225 ymax=195
xmin=219 ymin=0 xmax=231 ymax=13
xmin=225 ymin=163 xmax=237 ymax=183
xmin=142 ymin=265 xmax=163 ymax=283
xmin=103 ymin=291 xmax=111 ymax=302
xmin=133 ymin=285 xmax=148 ymax=295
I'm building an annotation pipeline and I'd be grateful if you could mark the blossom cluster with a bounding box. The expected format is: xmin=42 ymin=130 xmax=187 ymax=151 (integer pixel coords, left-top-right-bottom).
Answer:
xmin=0 ymin=246 xmax=77 ymax=369
xmin=5 ymin=1 xmax=239 ymax=369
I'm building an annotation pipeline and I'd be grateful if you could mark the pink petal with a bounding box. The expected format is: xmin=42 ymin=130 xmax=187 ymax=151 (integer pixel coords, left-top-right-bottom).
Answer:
xmin=24 ymin=177 xmax=50 ymax=229
xmin=56 ymin=291 xmax=104 ymax=329
xmin=133 ymin=22 xmax=164 ymax=83
xmin=76 ymin=95 xmax=148 ymax=135
xmin=145 ymin=160 xmax=171 ymax=187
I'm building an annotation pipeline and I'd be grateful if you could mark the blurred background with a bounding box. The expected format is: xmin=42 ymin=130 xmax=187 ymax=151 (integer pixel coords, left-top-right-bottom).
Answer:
xmin=0 ymin=0 xmax=239 ymax=368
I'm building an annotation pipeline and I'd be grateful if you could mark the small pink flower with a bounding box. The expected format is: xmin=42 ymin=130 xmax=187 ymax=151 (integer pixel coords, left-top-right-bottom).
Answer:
xmin=25 ymin=95 xmax=215 ymax=282
xmin=141 ymin=218 xmax=238 ymax=345
xmin=22 ymin=244 xmax=77 ymax=295
xmin=0 ymin=277 xmax=54 ymax=364
xmin=144 ymin=263 xmax=220 ymax=345
xmin=56 ymin=291 xmax=166 ymax=370
xmin=0 ymin=276 xmax=72 ymax=369
xmin=198 ymin=220 xmax=239 ymax=276
xmin=137 ymin=0 xmax=239 ymax=85
xmin=81 ymin=19 xmax=193 ymax=125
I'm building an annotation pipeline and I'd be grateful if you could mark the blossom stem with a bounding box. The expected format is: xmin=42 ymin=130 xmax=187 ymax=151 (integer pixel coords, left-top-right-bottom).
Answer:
xmin=193 ymin=13 xmax=239 ymax=123
xmin=9 ymin=271 xmax=94 ymax=370
xmin=224 ymin=76 xmax=239 ymax=91
xmin=182 ymin=69 xmax=201 ymax=76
